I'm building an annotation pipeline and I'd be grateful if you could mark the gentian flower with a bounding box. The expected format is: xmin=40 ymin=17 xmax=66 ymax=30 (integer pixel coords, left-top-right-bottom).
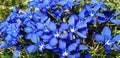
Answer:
xmin=94 ymin=26 xmax=120 ymax=53
xmin=67 ymin=14 xmax=87 ymax=40
xmin=54 ymin=39 xmax=88 ymax=58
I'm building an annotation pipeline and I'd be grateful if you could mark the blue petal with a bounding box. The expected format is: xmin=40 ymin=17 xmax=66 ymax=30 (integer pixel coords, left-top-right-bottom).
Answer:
xmin=110 ymin=19 xmax=120 ymax=24
xmin=74 ymin=52 xmax=80 ymax=58
xmin=68 ymin=43 xmax=78 ymax=52
xmin=103 ymin=9 xmax=116 ymax=17
xmin=57 ymin=1 xmax=67 ymax=6
xmin=68 ymin=55 xmax=75 ymax=58
xmin=104 ymin=45 xmax=112 ymax=54
xmin=28 ymin=1 xmax=37 ymax=7
xmin=24 ymin=27 xmax=33 ymax=33
xmin=25 ymin=33 xmax=32 ymax=40
xmin=31 ymin=34 xmax=39 ymax=44
xmin=76 ymin=32 xmax=87 ymax=38
xmin=113 ymin=44 xmax=120 ymax=51
xmin=75 ymin=39 xmax=80 ymax=44
xmin=59 ymin=33 xmax=68 ymax=39
xmin=91 ymin=0 xmax=97 ymax=4
xmin=60 ymin=22 xmax=68 ymax=31
xmin=40 ymin=15 xmax=48 ymax=23
xmin=94 ymin=33 xmax=104 ymax=42
xmin=45 ymin=18 xmax=51 ymax=26
xmin=93 ymin=0 xmax=104 ymax=14
xmin=102 ymin=26 xmax=111 ymax=37
xmin=45 ymin=44 xmax=53 ymax=49
xmin=47 ymin=22 xmax=56 ymax=31
xmin=85 ymin=17 xmax=92 ymax=23
xmin=69 ymin=32 xmax=73 ymax=40
xmin=76 ymin=22 xmax=87 ymax=29
xmin=5 ymin=34 xmax=12 ymax=41
xmin=0 ymin=41 xmax=8 ymax=49
xmin=59 ymin=40 xmax=66 ymax=49
xmin=79 ymin=9 xmax=85 ymax=20
xmin=36 ymin=23 xmax=44 ymax=30
xmin=41 ymin=34 xmax=52 ymax=40
xmin=68 ymin=15 xmax=75 ymax=26
xmin=79 ymin=45 xmax=88 ymax=50
xmin=84 ymin=52 xmax=91 ymax=58
xmin=36 ymin=31 xmax=43 ymax=36
xmin=13 ymin=49 xmax=20 ymax=58
xmin=49 ymin=37 xmax=58 ymax=46
xmin=112 ymin=34 xmax=120 ymax=41
xmin=97 ymin=16 xmax=106 ymax=23
xmin=25 ymin=45 xmax=37 ymax=53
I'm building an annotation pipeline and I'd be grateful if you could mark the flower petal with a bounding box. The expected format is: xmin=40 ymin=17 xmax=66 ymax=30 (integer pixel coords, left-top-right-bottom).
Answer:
xmin=76 ymin=32 xmax=87 ymax=38
xmin=112 ymin=34 xmax=120 ymax=41
xmin=59 ymin=33 xmax=68 ymax=39
xmin=110 ymin=19 xmax=120 ymax=24
xmin=45 ymin=44 xmax=53 ymax=49
xmin=60 ymin=22 xmax=68 ymax=31
xmin=91 ymin=0 xmax=97 ymax=4
xmin=93 ymin=0 xmax=104 ymax=13
xmin=83 ymin=52 xmax=91 ymax=58
xmin=104 ymin=45 xmax=112 ymax=54
xmin=57 ymin=1 xmax=67 ymax=6
xmin=25 ymin=44 xmax=37 ymax=53
xmin=49 ymin=37 xmax=58 ymax=46
xmin=25 ymin=33 xmax=32 ymax=40
xmin=31 ymin=34 xmax=39 ymax=44
xmin=68 ymin=15 xmax=75 ymax=26
xmin=59 ymin=40 xmax=66 ymax=49
xmin=47 ymin=22 xmax=56 ymax=31
xmin=13 ymin=49 xmax=20 ymax=58
xmin=68 ymin=43 xmax=78 ymax=52
xmin=36 ymin=23 xmax=44 ymax=30
xmin=94 ymin=33 xmax=104 ymax=42
xmin=0 ymin=41 xmax=8 ymax=49
xmin=102 ymin=26 xmax=111 ymax=37
xmin=79 ymin=45 xmax=88 ymax=50
xmin=28 ymin=1 xmax=37 ymax=7
xmin=76 ymin=22 xmax=87 ymax=29
xmin=24 ymin=27 xmax=33 ymax=33
xmin=113 ymin=44 xmax=120 ymax=51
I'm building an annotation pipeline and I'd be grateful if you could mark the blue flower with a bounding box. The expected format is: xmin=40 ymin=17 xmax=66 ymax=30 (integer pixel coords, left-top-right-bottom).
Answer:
xmin=67 ymin=14 xmax=87 ymax=40
xmin=94 ymin=26 xmax=120 ymax=53
xmin=80 ymin=0 xmax=104 ymax=23
xmin=54 ymin=39 xmax=88 ymax=58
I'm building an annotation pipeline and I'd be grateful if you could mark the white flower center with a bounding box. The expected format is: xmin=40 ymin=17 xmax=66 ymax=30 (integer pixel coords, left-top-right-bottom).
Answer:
xmin=54 ymin=32 xmax=59 ymax=37
xmin=62 ymin=51 xmax=68 ymax=56
xmin=105 ymin=40 xmax=113 ymax=45
xmin=70 ymin=27 xmax=75 ymax=32
xmin=39 ymin=44 xmax=44 ymax=51
xmin=90 ymin=12 xmax=94 ymax=16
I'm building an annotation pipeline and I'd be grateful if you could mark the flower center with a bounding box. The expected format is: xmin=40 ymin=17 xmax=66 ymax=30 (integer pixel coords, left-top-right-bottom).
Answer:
xmin=54 ymin=32 xmax=59 ymax=37
xmin=62 ymin=51 xmax=68 ymax=56
xmin=70 ymin=27 xmax=75 ymax=32
xmin=39 ymin=44 xmax=44 ymax=51
xmin=105 ymin=40 xmax=113 ymax=45
xmin=90 ymin=12 xmax=94 ymax=16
